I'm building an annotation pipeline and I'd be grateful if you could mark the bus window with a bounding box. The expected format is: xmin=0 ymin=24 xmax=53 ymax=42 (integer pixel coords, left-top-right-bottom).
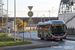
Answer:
xmin=51 ymin=24 xmax=66 ymax=33
xmin=63 ymin=24 xmax=67 ymax=32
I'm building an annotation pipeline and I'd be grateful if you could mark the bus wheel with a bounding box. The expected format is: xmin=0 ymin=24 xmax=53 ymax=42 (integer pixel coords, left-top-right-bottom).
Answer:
xmin=60 ymin=39 xmax=62 ymax=41
xmin=41 ymin=38 xmax=44 ymax=40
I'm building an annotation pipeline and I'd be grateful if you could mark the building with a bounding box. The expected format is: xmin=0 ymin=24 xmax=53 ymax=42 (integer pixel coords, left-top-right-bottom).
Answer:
xmin=9 ymin=17 xmax=58 ymax=24
xmin=58 ymin=0 xmax=75 ymax=34
xmin=9 ymin=17 xmax=58 ymax=30
xmin=58 ymin=0 xmax=75 ymax=28
xmin=59 ymin=12 xmax=75 ymax=28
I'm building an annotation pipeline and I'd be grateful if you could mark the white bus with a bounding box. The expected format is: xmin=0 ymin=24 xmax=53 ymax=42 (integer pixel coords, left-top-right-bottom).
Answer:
xmin=37 ymin=20 xmax=67 ymax=40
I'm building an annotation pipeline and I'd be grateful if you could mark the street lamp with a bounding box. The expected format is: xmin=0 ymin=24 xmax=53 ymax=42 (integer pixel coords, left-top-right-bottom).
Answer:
xmin=48 ymin=10 xmax=50 ymax=20
xmin=41 ymin=16 xmax=42 ymax=22
xmin=43 ymin=14 xmax=45 ymax=22
xmin=2 ymin=3 xmax=4 ymax=36
xmin=6 ymin=0 xmax=8 ymax=37
xmin=14 ymin=0 xmax=16 ymax=41
xmin=52 ymin=7 xmax=54 ymax=17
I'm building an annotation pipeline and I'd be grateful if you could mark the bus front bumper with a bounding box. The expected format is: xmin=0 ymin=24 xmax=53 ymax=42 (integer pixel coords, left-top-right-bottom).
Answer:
xmin=50 ymin=36 xmax=66 ymax=39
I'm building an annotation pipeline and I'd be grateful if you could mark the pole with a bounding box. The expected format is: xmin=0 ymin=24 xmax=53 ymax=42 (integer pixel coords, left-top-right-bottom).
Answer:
xmin=17 ymin=24 xmax=19 ymax=41
xmin=37 ymin=12 xmax=38 ymax=17
xmin=49 ymin=10 xmax=50 ymax=20
xmin=52 ymin=7 xmax=53 ymax=17
xmin=6 ymin=0 xmax=8 ymax=37
xmin=28 ymin=6 xmax=33 ymax=42
xmin=43 ymin=14 xmax=45 ymax=22
xmin=41 ymin=16 xmax=42 ymax=22
xmin=2 ymin=3 xmax=4 ymax=36
xmin=23 ymin=18 xmax=24 ymax=42
xmin=30 ymin=23 xmax=31 ymax=42
xmin=14 ymin=0 xmax=16 ymax=41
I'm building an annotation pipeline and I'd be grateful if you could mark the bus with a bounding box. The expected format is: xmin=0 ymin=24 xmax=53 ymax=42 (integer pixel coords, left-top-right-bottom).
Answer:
xmin=37 ymin=20 xmax=67 ymax=40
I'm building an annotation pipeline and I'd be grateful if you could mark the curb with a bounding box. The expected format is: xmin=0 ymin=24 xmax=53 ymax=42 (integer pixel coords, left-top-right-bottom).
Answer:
xmin=27 ymin=43 xmax=59 ymax=49
xmin=66 ymin=38 xmax=75 ymax=41
xmin=4 ymin=42 xmax=59 ymax=50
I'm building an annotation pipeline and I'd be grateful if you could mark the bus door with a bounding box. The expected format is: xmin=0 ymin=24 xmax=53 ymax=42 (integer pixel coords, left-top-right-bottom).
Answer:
xmin=49 ymin=25 xmax=52 ymax=35
xmin=41 ymin=26 xmax=45 ymax=37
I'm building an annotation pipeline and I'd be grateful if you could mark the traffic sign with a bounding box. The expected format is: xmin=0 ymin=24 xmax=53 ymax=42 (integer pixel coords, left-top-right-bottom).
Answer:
xmin=28 ymin=6 xmax=33 ymax=10
xmin=28 ymin=6 xmax=34 ymax=42
xmin=28 ymin=11 xmax=33 ymax=17
xmin=28 ymin=18 xmax=34 ymax=24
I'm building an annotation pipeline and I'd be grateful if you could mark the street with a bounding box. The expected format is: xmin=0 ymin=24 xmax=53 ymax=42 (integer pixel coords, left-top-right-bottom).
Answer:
xmin=29 ymin=40 xmax=75 ymax=50
xmin=19 ymin=31 xmax=75 ymax=50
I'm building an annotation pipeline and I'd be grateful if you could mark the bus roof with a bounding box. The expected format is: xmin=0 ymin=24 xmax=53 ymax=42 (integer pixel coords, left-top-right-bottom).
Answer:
xmin=37 ymin=20 xmax=65 ymax=25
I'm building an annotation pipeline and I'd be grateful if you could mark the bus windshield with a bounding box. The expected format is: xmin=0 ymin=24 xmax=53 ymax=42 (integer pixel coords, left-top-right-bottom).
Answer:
xmin=51 ymin=24 xmax=66 ymax=33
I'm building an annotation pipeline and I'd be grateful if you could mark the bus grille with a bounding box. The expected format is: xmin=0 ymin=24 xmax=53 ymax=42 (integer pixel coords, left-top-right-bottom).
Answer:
xmin=52 ymin=33 xmax=65 ymax=36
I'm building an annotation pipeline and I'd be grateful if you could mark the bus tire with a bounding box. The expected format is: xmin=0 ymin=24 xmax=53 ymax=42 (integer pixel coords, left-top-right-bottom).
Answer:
xmin=41 ymin=38 xmax=44 ymax=40
xmin=60 ymin=39 xmax=62 ymax=41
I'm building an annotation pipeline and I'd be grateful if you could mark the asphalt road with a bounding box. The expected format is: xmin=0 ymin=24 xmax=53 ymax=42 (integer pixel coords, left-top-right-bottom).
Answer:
xmin=19 ymin=31 xmax=75 ymax=50
xmin=28 ymin=40 xmax=75 ymax=50
xmin=19 ymin=31 xmax=39 ymax=39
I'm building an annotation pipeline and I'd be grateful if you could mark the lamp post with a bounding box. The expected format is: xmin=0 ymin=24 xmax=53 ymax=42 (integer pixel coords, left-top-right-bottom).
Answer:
xmin=48 ymin=10 xmax=50 ymax=20
xmin=17 ymin=24 xmax=19 ymax=41
xmin=41 ymin=16 xmax=42 ymax=22
xmin=2 ymin=3 xmax=4 ymax=36
xmin=6 ymin=0 xmax=8 ymax=37
xmin=52 ymin=7 xmax=54 ymax=17
xmin=14 ymin=0 xmax=16 ymax=41
xmin=43 ymin=14 xmax=45 ymax=22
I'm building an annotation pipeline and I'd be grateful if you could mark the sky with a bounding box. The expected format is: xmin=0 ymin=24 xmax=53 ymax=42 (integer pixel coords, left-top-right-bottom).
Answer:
xmin=3 ymin=0 xmax=61 ymax=17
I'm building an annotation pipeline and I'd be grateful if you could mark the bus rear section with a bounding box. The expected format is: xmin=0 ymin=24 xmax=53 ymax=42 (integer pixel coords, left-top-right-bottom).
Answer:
xmin=37 ymin=20 xmax=67 ymax=40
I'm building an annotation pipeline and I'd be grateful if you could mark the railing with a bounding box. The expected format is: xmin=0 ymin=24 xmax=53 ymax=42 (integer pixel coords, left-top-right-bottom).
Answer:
xmin=66 ymin=16 xmax=75 ymax=24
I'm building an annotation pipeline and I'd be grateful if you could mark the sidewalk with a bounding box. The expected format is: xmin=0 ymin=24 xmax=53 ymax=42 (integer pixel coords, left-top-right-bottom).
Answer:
xmin=0 ymin=33 xmax=58 ymax=50
xmin=66 ymin=35 xmax=75 ymax=40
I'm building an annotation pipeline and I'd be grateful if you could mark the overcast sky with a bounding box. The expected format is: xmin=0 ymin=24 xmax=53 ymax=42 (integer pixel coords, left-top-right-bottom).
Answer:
xmin=3 ymin=0 xmax=61 ymax=17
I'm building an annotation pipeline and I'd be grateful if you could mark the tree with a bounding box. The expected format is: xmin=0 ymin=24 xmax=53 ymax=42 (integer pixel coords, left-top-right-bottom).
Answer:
xmin=0 ymin=23 xmax=6 ymax=27
xmin=15 ymin=18 xmax=23 ymax=28
xmin=16 ymin=18 xmax=23 ymax=25
xmin=23 ymin=22 xmax=27 ymax=28
xmin=0 ymin=23 xmax=2 ymax=27
xmin=15 ymin=18 xmax=27 ymax=28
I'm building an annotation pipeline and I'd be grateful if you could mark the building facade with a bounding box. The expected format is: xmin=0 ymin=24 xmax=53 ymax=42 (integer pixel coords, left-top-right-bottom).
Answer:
xmin=58 ymin=0 xmax=75 ymax=34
